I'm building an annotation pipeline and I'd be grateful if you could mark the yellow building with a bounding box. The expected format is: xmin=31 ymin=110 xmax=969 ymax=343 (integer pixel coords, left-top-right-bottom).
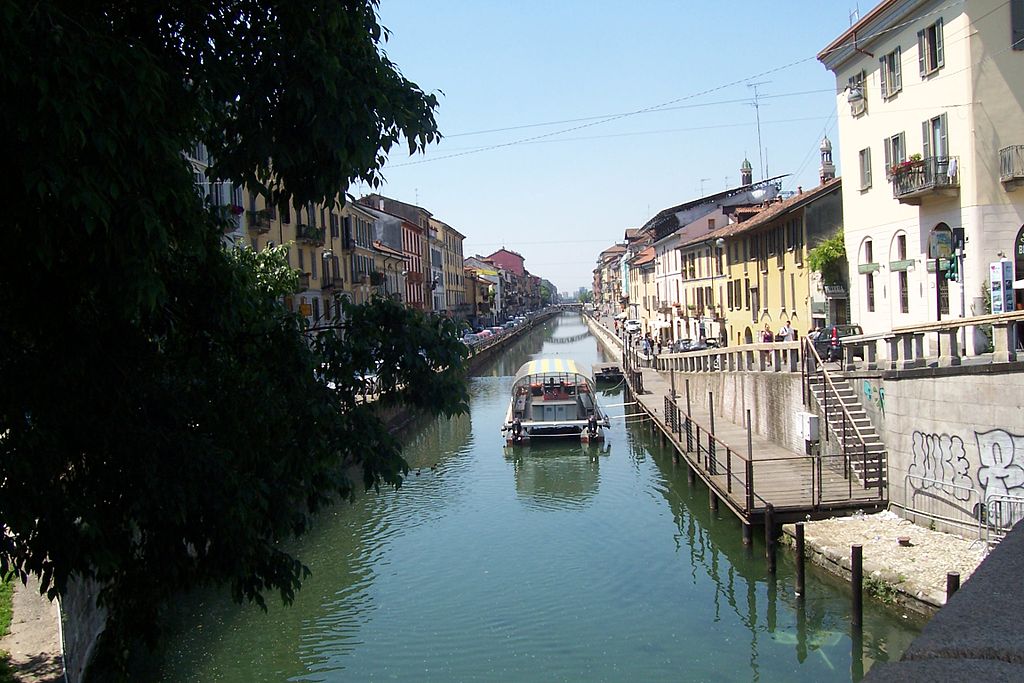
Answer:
xmin=711 ymin=179 xmax=843 ymax=345
xmin=627 ymin=246 xmax=657 ymax=335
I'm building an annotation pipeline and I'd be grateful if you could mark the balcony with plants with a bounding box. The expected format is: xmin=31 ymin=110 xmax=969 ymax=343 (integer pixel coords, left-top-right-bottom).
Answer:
xmin=890 ymin=153 xmax=959 ymax=205
xmin=246 ymin=208 xmax=273 ymax=234
xmin=295 ymin=223 xmax=325 ymax=246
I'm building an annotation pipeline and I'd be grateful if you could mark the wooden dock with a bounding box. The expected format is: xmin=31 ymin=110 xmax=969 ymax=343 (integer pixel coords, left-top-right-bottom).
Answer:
xmin=585 ymin=314 xmax=884 ymax=531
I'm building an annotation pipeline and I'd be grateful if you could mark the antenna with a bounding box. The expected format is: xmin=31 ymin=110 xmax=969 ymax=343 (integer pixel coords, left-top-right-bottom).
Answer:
xmin=748 ymin=81 xmax=770 ymax=181
xmin=699 ymin=178 xmax=711 ymax=196
xmin=849 ymin=4 xmax=860 ymax=25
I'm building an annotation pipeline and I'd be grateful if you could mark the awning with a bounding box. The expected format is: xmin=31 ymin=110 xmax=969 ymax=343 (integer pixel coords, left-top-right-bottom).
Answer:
xmin=1015 ymin=279 xmax=1024 ymax=290
xmin=615 ymin=312 xmax=627 ymax=319
xmin=655 ymin=321 xmax=672 ymax=329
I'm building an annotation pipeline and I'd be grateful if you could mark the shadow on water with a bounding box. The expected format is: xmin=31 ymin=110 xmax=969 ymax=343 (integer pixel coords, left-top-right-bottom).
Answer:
xmin=132 ymin=311 xmax=922 ymax=682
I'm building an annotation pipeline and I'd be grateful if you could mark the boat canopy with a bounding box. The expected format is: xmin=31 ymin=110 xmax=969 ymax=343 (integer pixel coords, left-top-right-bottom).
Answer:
xmin=512 ymin=358 xmax=591 ymax=385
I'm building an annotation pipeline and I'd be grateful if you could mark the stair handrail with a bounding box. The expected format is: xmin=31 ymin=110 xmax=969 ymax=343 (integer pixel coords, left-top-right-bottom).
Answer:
xmin=802 ymin=338 xmax=871 ymax=453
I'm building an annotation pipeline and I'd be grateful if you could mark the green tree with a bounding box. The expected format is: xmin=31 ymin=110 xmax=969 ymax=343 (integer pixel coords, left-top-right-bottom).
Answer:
xmin=807 ymin=230 xmax=848 ymax=286
xmin=0 ymin=0 xmax=466 ymax=671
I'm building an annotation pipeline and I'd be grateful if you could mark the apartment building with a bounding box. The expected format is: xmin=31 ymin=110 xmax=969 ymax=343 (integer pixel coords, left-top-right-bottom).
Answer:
xmin=819 ymin=0 xmax=1024 ymax=351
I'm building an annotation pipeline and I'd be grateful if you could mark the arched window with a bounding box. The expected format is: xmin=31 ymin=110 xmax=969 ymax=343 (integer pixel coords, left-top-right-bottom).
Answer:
xmin=929 ymin=223 xmax=952 ymax=317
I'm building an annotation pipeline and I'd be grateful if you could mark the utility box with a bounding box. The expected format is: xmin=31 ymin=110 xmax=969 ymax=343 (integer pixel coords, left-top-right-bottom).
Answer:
xmin=795 ymin=411 xmax=820 ymax=442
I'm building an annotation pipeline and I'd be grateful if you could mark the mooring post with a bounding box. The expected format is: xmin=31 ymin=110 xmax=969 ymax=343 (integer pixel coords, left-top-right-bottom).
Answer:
xmin=687 ymin=464 xmax=696 ymax=485
xmin=795 ymin=522 xmax=806 ymax=598
xmin=670 ymin=369 xmax=676 ymax=400
xmin=946 ymin=572 xmax=960 ymax=601
xmin=851 ymin=626 xmax=864 ymax=681
xmin=765 ymin=504 xmax=777 ymax=573
xmin=852 ymin=544 xmax=863 ymax=628
xmin=745 ymin=409 xmax=754 ymax=512
xmin=685 ymin=379 xmax=693 ymax=452
xmin=709 ymin=488 xmax=718 ymax=512
xmin=742 ymin=522 xmax=753 ymax=546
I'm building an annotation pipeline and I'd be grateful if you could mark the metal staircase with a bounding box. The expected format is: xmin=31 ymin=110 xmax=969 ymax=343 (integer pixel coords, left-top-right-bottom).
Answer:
xmin=802 ymin=341 xmax=887 ymax=494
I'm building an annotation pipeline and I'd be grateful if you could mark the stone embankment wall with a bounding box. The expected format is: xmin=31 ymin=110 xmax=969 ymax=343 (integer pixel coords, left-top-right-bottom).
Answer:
xmin=850 ymin=366 xmax=1024 ymax=537
xmin=583 ymin=316 xmax=805 ymax=450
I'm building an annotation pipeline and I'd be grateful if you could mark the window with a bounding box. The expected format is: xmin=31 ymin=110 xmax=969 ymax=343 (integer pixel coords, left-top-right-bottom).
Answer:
xmin=923 ymin=113 xmax=948 ymax=160
xmin=298 ymin=248 xmax=305 ymax=271
xmin=896 ymin=234 xmax=908 ymax=313
xmin=866 ymin=273 xmax=876 ymax=312
xmin=883 ymin=132 xmax=906 ymax=177
xmin=282 ymin=203 xmax=291 ymax=224
xmin=708 ymin=218 xmax=716 ymax=230
xmin=879 ymin=47 xmax=902 ymax=99
xmin=859 ymin=147 xmax=873 ymax=190
xmin=1014 ymin=0 xmax=1024 ymax=50
xmin=848 ymin=70 xmax=867 ymax=116
xmin=780 ymin=271 xmax=786 ymax=309
xmin=311 ymin=254 xmax=317 ymax=280
xmin=864 ymin=239 xmax=874 ymax=264
xmin=312 ymin=297 xmax=320 ymax=323
xmin=918 ymin=18 xmax=944 ymax=76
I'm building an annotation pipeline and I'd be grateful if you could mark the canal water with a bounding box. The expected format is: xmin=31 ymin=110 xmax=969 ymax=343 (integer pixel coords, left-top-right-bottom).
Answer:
xmin=142 ymin=312 xmax=923 ymax=681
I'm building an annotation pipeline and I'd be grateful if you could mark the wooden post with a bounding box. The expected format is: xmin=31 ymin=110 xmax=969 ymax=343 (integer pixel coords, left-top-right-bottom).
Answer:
xmin=765 ymin=503 xmax=776 ymax=573
xmin=851 ymin=544 xmax=863 ymax=628
xmin=946 ymin=572 xmax=960 ymax=601
xmin=795 ymin=522 xmax=806 ymax=598
xmin=670 ymin=369 xmax=676 ymax=400
xmin=742 ymin=522 xmax=753 ymax=546
xmin=709 ymin=489 xmax=719 ymax=512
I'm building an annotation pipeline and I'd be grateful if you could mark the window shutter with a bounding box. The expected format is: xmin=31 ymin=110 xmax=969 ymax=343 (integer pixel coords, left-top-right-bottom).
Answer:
xmin=1014 ymin=0 xmax=1024 ymax=49
xmin=918 ymin=29 xmax=927 ymax=76
xmin=935 ymin=18 xmax=944 ymax=68
xmin=893 ymin=47 xmax=902 ymax=91
xmin=898 ymin=131 xmax=906 ymax=162
xmin=879 ymin=56 xmax=888 ymax=97
xmin=883 ymin=137 xmax=891 ymax=171
xmin=866 ymin=147 xmax=872 ymax=187
xmin=938 ymin=112 xmax=948 ymax=158
xmin=922 ymin=120 xmax=931 ymax=160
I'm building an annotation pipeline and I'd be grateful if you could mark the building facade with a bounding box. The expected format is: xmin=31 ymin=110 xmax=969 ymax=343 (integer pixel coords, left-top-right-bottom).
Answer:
xmin=819 ymin=0 xmax=1024 ymax=351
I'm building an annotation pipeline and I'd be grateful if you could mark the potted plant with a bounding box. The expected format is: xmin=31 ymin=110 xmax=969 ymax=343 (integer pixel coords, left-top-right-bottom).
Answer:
xmin=889 ymin=153 xmax=923 ymax=179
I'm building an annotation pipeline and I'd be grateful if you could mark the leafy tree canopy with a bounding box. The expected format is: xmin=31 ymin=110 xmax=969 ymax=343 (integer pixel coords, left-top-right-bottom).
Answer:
xmin=0 ymin=0 xmax=465 ymax=671
xmin=807 ymin=230 xmax=847 ymax=286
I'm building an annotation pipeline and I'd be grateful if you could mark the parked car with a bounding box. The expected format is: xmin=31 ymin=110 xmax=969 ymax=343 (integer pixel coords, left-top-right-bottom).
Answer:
xmin=624 ymin=319 xmax=642 ymax=334
xmin=813 ymin=324 xmax=864 ymax=361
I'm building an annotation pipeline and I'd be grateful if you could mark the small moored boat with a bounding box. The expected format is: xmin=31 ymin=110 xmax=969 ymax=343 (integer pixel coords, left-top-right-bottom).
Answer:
xmin=502 ymin=358 xmax=609 ymax=445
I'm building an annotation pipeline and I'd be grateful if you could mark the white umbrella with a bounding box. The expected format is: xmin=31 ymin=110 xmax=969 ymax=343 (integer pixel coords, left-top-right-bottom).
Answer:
xmin=615 ymin=312 xmax=627 ymax=319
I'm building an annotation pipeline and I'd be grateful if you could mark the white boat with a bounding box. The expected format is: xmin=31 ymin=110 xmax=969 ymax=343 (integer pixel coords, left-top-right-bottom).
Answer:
xmin=502 ymin=358 xmax=609 ymax=445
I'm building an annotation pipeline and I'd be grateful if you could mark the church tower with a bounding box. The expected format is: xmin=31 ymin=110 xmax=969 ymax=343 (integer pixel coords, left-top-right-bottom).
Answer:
xmin=819 ymin=136 xmax=836 ymax=184
xmin=740 ymin=158 xmax=753 ymax=186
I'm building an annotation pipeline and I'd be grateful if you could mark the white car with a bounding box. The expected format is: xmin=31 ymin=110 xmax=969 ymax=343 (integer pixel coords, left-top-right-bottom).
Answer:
xmin=624 ymin=320 xmax=642 ymax=334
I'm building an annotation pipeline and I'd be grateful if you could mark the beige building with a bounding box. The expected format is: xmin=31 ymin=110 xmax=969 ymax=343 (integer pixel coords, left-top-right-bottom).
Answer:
xmin=819 ymin=0 xmax=1024 ymax=351
xmin=627 ymin=246 xmax=657 ymax=335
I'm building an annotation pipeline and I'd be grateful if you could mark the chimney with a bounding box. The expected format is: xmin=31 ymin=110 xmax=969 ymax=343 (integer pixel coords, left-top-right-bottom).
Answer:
xmin=378 ymin=198 xmax=385 ymax=210
xmin=797 ymin=186 xmax=803 ymax=194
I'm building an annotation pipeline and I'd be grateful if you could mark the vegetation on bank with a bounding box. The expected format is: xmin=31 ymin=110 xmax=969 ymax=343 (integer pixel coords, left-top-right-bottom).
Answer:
xmin=0 ymin=575 xmax=13 ymax=683
xmin=1 ymin=0 xmax=467 ymax=677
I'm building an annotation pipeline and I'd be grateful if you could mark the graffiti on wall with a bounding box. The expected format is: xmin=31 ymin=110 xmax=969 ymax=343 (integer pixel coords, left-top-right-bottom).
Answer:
xmin=975 ymin=429 xmax=1024 ymax=501
xmin=908 ymin=428 xmax=1024 ymax=523
xmin=862 ymin=381 xmax=885 ymax=416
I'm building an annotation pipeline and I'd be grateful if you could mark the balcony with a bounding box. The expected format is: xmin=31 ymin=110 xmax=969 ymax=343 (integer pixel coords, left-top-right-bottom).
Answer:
xmin=297 ymin=272 xmax=310 ymax=292
xmin=407 ymin=271 xmax=424 ymax=284
xmin=247 ymin=209 xmax=272 ymax=235
xmin=296 ymin=223 xmax=325 ymax=246
xmin=369 ymin=271 xmax=385 ymax=286
xmin=1000 ymin=145 xmax=1024 ymax=190
xmin=891 ymin=155 xmax=960 ymax=205
xmin=321 ymin=275 xmax=339 ymax=292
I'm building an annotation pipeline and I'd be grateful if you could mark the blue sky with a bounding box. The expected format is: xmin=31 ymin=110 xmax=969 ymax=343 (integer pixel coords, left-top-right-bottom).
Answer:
xmin=364 ymin=0 xmax=859 ymax=293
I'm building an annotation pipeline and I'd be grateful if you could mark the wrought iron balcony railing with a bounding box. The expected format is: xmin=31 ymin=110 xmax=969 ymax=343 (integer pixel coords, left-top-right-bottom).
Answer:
xmin=296 ymin=223 xmax=325 ymax=246
xmin=999 ymin=145 xmax=1024 ymax=185
xmin=891 ymin=155 xmax=959 ymax=205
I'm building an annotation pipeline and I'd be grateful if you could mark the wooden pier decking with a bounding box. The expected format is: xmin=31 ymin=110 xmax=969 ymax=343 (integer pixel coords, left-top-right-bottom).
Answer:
xmin=586 ymin=315 xmax=885 ymax=529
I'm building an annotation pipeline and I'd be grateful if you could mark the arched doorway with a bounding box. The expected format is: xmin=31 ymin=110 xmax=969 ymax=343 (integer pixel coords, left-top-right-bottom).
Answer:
xmin=743 ymin=327 xmax=753 ymax=345
xmin=928 ymin=223 xmax=952 ymax=319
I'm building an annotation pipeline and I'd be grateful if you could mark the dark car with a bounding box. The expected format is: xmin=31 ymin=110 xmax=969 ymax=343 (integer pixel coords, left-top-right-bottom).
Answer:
xmin=813 ymin=324 xmax=864 ymax=361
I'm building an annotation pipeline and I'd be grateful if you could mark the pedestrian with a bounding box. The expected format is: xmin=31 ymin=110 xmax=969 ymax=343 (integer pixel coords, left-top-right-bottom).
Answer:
xmin=778 ymin=320 xmax=795 ymax=342
xmin=760 ymin=323 xmax=773 ymax=363
xmin=657 ymin=339 xmax=663 ymax=355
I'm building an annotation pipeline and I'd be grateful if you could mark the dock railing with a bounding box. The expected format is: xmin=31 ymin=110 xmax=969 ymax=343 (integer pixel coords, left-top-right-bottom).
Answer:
xmin=662 ymin=394 xmax=883 ymax=516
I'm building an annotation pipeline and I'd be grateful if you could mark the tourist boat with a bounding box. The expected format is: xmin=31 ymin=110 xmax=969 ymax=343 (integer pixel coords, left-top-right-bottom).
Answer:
xmin=502 ymin=358 xmax=609 ymax=445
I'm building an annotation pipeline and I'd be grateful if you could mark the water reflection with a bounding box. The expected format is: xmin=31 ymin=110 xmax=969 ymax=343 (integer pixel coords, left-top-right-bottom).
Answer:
xmin=504 ymin=441 xmax=610 ymax=511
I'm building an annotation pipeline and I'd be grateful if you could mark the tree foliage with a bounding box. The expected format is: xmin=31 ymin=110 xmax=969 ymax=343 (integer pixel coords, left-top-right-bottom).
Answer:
xmin=807 ymin=230 xmax=847 ymax=286
xmin=0 ymin=0 xmax=464 ymax=671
